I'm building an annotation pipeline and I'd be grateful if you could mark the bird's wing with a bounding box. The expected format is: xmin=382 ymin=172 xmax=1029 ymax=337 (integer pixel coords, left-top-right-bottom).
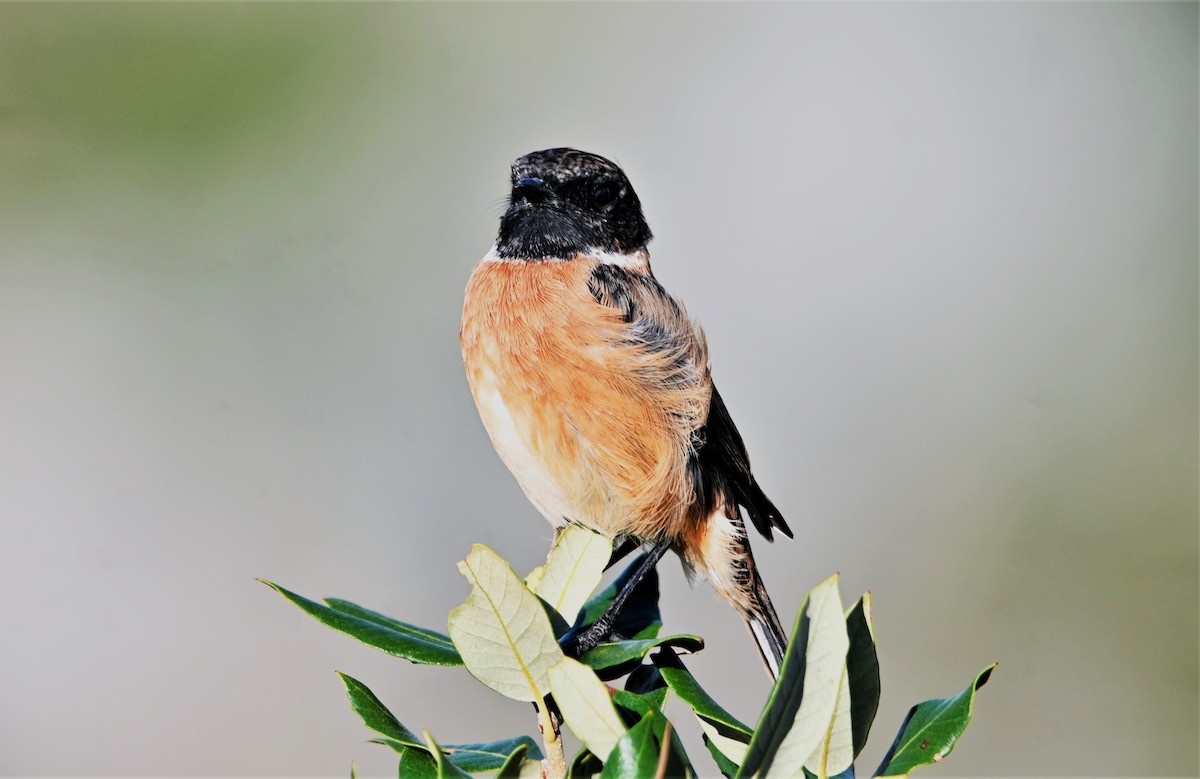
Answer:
xmin=586 ymin=263 xmax=791 ymax=542
xmin=572 ymin=262 xmax=710 ymax=535
xmin=693 ymin=385 xmax=792 ymax=541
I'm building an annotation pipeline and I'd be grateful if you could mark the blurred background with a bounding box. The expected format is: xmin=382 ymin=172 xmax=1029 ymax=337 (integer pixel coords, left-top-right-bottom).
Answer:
xmin=0 ymin=3 xmax=1195 ymax=776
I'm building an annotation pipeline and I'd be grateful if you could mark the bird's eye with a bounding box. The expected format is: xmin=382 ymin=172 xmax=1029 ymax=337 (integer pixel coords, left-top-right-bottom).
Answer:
xmin=592 ymin=184 xmax=617 ymax=208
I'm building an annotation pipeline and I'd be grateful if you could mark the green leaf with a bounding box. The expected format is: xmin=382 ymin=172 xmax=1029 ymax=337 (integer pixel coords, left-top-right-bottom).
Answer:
xmin=326 ymin=598 xmax=463 ymax=647
xmin=738 ymin=574 xmax=848 ymax=778
xmin=704 ymin=734 xmax=741 ymax=778
xmin=534 ymin=525 xmax=613 ymax=632
xmin=373 ymin=736 xmax=545 ymax=773
xmin=398 ymin=747 xmax=438 ymax=779
xmin=874 ymin=664 xmax=996 ymax=777
xmin=337 ymin=672 xmax=422 ymax=747
xmin=623 ymin=663 xmax=669 ymax=712
xmin=350 ymin=761 xmax=357 ymax=779
xmin=654 ymin=648 xmax=752 ymax=735
xmin=368 ymin=737 xmax=414 ymax=755
xmin=599 ymin=713 xmax=660 ymax=779
xmin=567 ymin=749 xmax=602 ymax=778
xmin=423 ymin=731 xmax=474 ymax=779
xmin=654 ymin=647 xmax=752 ymax=767
xmin=495 ymin=743 xmax=543 ymax=779
xmin=846 ymin=594 xmax=881 ymax=759
xmin=260 ymin=580 xmax=462 ymax=666
xmin=548 ymin=656 xmax=627 ymax=761
xmin=447 ymin=544 xmax=564 ymax=702
xmin=608 ymin=690 xmax=696 ymax=777
xmin=661 ymin=719 xmax=699 ymax=779
xmin=494 ymin=745 xmax=527 ymax=779
xmin=610 ymin=690 xmax=667 ymax=754
xmin=580 ymin=634 xmax=704 ymax=673
xmin=441 ymin=737 xmax=543 ymax=773
xmin=611 ymin=688 xmax=660 ymax=724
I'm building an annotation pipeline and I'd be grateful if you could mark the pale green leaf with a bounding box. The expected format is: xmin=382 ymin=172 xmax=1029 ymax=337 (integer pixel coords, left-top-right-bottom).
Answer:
xmin=495 ymin=744 xmax=545 ymax=779
xmin=803 ymin=653 xmax=853 ymax=778
xmin=740 ymin=573 xmax=848 ymax=778
xmin=447 ymin=544 xmax=563 ymax=702
xmin=517 ymin=760 xmax=544 ymax=779
xmin=701 ymin=719 xmax=750 ymax=766
xmin=705 ymin=734 xmax=741 ymax=778
xmin=768 ymin=573 xmax=849 ymax=777
xmin=534 ymin=525 xmax=613 ymax=629
xmin=525 ymin=565 xmax=545 ymax=592
xmin=548 ymin=656 xmax=626 ymax=761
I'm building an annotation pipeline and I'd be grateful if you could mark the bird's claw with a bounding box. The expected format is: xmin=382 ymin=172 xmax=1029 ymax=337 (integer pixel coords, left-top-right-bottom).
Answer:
xmin=560 ymin=620 xmax=624 ymax=658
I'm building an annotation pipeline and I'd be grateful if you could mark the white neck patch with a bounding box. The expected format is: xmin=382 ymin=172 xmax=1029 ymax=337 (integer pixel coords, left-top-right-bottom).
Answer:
xmin=482 ymin=245 xmax=650 ymax=271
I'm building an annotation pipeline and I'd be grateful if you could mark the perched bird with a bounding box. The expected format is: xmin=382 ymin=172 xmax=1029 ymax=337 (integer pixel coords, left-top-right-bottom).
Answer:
xmin=460 ymin=148 xmax=792 ymax=677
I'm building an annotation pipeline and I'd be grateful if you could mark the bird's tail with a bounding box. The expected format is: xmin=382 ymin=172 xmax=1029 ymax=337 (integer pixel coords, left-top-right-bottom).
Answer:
xmin=741 ymin=548 xmax=788 ymax=680
xmin=683 ymin=506 xmax=789 ymax=679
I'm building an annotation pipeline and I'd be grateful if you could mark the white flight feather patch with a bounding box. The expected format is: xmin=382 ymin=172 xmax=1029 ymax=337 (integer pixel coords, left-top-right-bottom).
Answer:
xmin=682 ymin=507 xmax=745 ymax=593
xmin=702 ymin=508 xmax=745 ymax=591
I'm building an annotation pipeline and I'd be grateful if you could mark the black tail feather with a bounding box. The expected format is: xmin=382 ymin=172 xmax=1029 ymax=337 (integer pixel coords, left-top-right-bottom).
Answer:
xmin=739 ymin=476 xmax=793 ymax=541
xmin=729 ymin=523 xmax=788 ymax=680
xmin=745 ymin=568 xmax=788 ymax=679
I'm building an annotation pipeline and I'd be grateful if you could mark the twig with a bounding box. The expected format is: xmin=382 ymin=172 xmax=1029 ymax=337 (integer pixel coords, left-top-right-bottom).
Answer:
xmin=653 ymin=720 xmax=673 ymax=779
xmin=537 ymin=699 xmax=567 ymax=779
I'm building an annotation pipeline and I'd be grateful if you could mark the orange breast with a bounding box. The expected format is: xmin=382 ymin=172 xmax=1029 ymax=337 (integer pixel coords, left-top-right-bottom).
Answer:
xmin=460 ymin=257 xmax=708 ymax=540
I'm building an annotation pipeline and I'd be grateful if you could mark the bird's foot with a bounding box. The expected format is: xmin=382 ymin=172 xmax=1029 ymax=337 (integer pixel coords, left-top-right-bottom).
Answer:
xmin=559 ymin=618 xmax=624 ymax=658
xmin=559 ymin=540 xmax=670 ymax=658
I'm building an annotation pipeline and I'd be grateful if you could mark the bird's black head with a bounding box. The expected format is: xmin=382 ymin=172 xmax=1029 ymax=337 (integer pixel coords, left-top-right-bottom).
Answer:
xmin=495 ymin=148 xmax=653 ymax=260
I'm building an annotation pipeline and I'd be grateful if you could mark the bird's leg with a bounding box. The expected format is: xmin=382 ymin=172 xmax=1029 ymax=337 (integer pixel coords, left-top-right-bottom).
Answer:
xmin=560 ymin=540 xmax=671 ymax=658
xmin=606 ymin=537 xmax=640 ymax=570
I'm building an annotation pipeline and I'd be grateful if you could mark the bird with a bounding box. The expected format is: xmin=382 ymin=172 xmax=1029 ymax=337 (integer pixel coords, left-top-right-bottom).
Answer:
xmin=459 ymin=147 xmax=792 ymax=678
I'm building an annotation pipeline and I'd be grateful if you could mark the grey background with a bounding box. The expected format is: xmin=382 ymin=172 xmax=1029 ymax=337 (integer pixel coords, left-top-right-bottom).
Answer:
xmin=0 ymin=2 xmax=1196 ymax=776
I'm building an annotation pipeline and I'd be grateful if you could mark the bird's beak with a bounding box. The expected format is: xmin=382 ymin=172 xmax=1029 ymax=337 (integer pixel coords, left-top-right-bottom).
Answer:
xmin=511 ymin=176 xmax=551 ymax=205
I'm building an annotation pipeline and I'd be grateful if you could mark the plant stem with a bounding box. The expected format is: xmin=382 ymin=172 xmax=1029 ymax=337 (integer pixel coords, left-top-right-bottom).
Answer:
xmin=653 ymin=721 xmax=673 ymax=779
xmin=538 ymin=699 xmax=566 ymax=779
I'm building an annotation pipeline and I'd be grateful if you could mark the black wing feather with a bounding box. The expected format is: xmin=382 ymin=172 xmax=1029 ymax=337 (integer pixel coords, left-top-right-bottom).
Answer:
xmin=690 ymin=386 xmax=792 ymax=541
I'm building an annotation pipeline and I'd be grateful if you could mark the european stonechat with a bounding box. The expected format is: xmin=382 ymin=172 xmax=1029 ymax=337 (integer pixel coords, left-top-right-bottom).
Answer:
xmin=460 ymin=148 xmax=791 ymax=678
